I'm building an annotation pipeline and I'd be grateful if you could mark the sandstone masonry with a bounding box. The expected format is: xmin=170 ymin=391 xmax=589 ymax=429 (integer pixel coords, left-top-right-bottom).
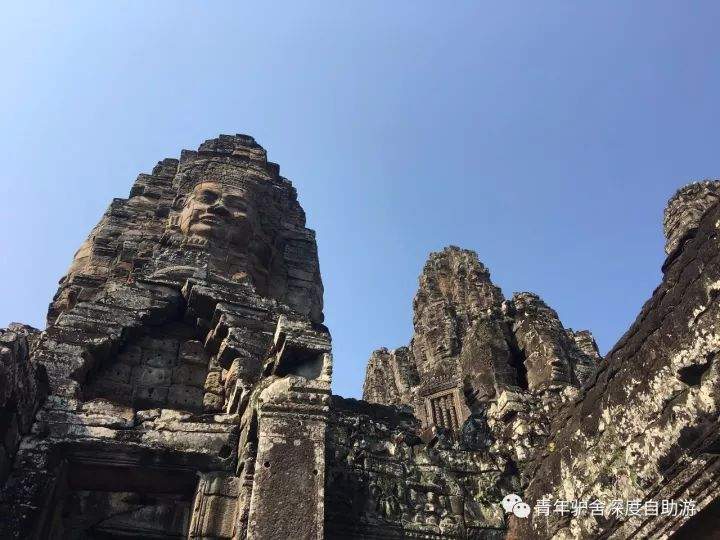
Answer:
xmin=0 ymin=136 xmax=717 ymax=539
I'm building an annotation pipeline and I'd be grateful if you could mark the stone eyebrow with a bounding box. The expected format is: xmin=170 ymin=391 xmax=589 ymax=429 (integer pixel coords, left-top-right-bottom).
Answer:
xmin=223 ymin=194 xmax=246 ymax=205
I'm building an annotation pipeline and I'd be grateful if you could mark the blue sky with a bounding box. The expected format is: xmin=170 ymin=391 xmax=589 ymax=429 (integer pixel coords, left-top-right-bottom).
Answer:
xmin=1 ymin=2 xmax=718 ymax=398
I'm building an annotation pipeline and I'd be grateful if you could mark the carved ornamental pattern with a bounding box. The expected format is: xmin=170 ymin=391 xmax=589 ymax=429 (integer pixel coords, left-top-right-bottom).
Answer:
xmin=424 ymin=388 xmax=465 ymax=432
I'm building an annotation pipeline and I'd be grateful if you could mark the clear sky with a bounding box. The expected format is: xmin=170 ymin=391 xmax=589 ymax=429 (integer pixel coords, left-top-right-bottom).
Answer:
xmin=1 ymin=2 xmax=718 ymax=398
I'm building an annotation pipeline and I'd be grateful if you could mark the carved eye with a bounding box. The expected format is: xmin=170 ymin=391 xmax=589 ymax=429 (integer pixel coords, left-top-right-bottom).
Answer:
xmin=197 ymin=190 xmax=219 ymax=204
xmin=224 ymin=195 xmax=247 ymax=211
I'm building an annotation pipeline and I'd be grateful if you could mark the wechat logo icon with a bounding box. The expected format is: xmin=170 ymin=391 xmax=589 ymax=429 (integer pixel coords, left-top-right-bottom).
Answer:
xmin=501 ymin=494 xmax=531 ymax=518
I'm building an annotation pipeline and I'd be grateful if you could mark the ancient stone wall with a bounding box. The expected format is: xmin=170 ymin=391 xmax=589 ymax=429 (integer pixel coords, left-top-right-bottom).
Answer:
xmin=362 ymin=346 xmax=419 ymax=408
xmin=362 ymin=247 xmax=601 ymax=473
xmin=3 ymin=133 xmax=719 ymax=539
xmin=410 ymin=247 xmax=516 ymax=410
xmin=0 ymin=325 xmax=44 ymax=484
xmin=517 ymin=199 xmax=720 ymax=538
xmin=361 ymin=190 xmax=720 ymax=537
xmin=325 ymin=396 xmax=509 ymax=539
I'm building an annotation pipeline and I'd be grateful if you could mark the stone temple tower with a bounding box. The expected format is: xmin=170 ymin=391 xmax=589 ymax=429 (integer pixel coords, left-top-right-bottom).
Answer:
xmin=1 ymin=137 xmax=719 ymax=539
xmin=0 ymin=135 xmax=333 ymax=539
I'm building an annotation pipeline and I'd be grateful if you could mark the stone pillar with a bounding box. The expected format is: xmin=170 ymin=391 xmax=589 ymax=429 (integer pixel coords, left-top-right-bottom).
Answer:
xmin=234 ymin=441 xmax=256 ymax=540
xmin=189 ymin=473 xmax=240 ymax=539
xmin=245 ymin=356 xmax=331 ymax=540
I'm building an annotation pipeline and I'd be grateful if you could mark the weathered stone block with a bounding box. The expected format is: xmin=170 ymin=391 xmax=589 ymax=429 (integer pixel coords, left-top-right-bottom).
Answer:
xmin=134 ymin=385 xmax=170 ymax=407
xmin=117 ymin=345 xmax=142 ymax=366
xmin=167 ymin=385 xmax=204 ymax=409
xmin=179 ymin=340 xmax=208 ymax=366
xmin=198 ymin=495 xmax=237 ymax=538
xmin=103 ymin=362 xmax=133 ymax=383
xmin=203 ymin=392 xmax=224 ymax=412
xmin=172 ymin=365 xmax=207 ymax=387
xmin=137 ymin=366 xmax=172 ymax=386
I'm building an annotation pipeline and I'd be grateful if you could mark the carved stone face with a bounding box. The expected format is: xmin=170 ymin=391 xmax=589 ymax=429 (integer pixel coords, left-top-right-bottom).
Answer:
xmin=549 ymin=356 xmax=573 ymax=384
xmin=525 ymin=350 xmax=573 ymax=390
xmin=65 ymin=238 xmax=93 ymax=277
xmin=178 ymin=181 xmax=256 ymax=244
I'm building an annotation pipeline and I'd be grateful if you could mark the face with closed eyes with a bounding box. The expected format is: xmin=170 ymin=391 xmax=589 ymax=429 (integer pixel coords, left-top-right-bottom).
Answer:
xmin=179 ymin=182 xmax=255 ymax=242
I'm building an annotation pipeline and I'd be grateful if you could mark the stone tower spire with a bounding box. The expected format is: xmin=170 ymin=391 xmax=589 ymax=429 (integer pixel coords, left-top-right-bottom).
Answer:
xmin=663 ymin=179 xmax=720 ymax=256
xmin=0 ymin=135 xmax=332 ymax=539
xmin=363 ymin=245 xmax=600 ymax=435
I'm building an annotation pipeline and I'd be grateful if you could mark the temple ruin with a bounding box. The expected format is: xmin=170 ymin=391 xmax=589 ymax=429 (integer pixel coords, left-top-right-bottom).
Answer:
xmin=1 ymin=135 xmax=718 ymax=539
